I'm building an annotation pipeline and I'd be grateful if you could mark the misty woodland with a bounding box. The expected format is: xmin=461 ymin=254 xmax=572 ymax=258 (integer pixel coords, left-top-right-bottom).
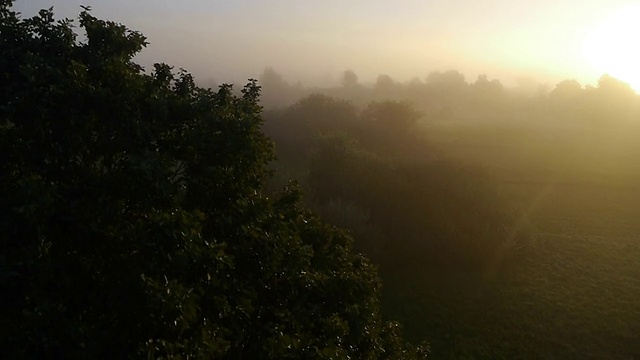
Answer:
xmin=2 ymin=3 xmax=640 ymax=359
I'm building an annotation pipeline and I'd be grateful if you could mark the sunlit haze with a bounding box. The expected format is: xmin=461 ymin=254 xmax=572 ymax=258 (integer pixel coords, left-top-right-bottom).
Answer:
xmin=582 ymin=4 xmax=640 ymax=92
xmin=13 ymin=0 xmax=640 ymax=90
xmin=6 ymin=1 xmax=640 ymax=358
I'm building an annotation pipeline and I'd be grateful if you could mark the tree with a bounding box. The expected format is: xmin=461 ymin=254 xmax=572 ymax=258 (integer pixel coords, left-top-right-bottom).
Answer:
xmin=590 ymin=74 xmax=639 ymax=121
xmin=258 ymin=67 xmax=305 ymax=108
xmin=341 ymin=70 xmax=359 ymax=87
xmin=306 ymin=130 xmax=521 ymax=274
xmin=472 ymin=74 xmax=504 ymax=96
xmin=361 ymin=100 xmax=422 ymax=132
xmin=597 ymin=74 xmax=635 ymax=96
xmin=426 ymin=70 xmax=467 ymax=90
xmin=550 ymin=79 xmax=583 ymax=99
xmin=0 ymin=3 xmax=427 ymax=359
xmin=374 ymin=74 xmax=396 ymax=92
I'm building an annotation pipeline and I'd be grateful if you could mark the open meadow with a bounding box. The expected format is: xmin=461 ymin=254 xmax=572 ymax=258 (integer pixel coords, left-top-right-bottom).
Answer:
xmin=384 ymin=120 xmax=640 ymax=358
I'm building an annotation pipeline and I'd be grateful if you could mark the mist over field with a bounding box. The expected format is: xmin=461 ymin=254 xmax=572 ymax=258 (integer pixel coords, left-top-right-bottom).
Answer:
xmin=5 ymin=1 xmax=640 ymax=358
xmin=256 ymin=65 xmax=640 ymax=358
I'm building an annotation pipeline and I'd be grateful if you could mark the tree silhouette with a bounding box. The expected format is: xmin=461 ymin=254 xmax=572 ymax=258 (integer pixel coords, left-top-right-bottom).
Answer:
xmin=374 ymin=74 xmax=396 ymax=92
xmin=341 ymin=69 xmax=359 ymax=87
xmin=362 ymin=100 xmax=422 ymax=132
xmin=0 ymin=3 xmax=428 ymax=358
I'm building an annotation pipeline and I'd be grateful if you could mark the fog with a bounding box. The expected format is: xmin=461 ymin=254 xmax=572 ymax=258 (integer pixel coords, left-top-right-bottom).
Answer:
xmin=13 ymin=0 xmax=639 ymax=89
xmin=256 ymin=64 xmax=640 ymax=357
xmin=7 ymin=1 xmax=640 ymax=357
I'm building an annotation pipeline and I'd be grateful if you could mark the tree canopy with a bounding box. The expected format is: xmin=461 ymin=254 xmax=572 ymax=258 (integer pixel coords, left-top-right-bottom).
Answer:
xmin=0 ymin=3 xmax=427 ymax=358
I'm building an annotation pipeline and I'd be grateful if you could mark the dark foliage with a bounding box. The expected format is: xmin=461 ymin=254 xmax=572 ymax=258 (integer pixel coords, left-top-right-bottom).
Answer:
xmin=0 ymin=3 xmax=427 ymax=358
xmin=264 ymin=94 xmax=525 ymax=277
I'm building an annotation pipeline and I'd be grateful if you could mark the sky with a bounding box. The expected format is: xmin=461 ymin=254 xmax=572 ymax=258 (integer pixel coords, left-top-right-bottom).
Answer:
xmin=11 ymin=0 xmax=640 ymax=90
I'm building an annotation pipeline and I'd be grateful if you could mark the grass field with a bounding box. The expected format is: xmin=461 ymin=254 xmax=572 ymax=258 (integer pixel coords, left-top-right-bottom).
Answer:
xmin=382 ymin=120 xmax=640 ymax=359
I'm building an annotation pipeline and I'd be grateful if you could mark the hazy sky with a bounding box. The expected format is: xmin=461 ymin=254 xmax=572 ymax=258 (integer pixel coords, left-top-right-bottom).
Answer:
xmin=12 ymin=0 xmax=640 ymax=90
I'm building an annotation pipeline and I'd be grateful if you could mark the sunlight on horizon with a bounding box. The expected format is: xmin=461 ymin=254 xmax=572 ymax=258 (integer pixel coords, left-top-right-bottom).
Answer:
xmin=9 ymin=0 xmax=640 ymax=92
xmin=583 ymin=4 xmax=640 ymax=93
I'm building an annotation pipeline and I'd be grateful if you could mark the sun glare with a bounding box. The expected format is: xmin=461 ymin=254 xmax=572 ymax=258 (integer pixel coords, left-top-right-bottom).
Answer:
xmin=583 ymin=5 xmax=640 ymax=92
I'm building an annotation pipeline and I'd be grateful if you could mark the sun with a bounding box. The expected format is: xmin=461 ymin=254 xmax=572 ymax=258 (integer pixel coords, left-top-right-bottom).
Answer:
xmin=582 ymin=5 xmax=640 ymax=92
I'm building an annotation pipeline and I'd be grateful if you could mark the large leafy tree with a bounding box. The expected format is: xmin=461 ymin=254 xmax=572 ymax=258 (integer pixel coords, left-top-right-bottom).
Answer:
xmin=0 ymin=3 xmax=427 ymax=358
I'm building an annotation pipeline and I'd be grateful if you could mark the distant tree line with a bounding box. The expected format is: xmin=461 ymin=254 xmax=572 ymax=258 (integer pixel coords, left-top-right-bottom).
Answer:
xmin=259 ymin=68 xmax=640 ymax=125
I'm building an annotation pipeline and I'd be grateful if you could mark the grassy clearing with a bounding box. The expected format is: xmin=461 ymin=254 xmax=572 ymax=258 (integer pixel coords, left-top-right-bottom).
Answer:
xmin=382 ymin=121 xmax=640 ymax=359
